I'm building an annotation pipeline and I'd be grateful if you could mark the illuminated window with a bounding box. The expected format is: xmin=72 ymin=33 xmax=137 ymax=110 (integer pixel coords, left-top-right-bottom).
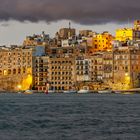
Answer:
xmin=4 ymin=70 xmax=8 ymax=76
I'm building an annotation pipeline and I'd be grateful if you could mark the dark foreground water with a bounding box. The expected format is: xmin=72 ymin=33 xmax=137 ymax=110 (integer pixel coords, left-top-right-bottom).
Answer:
xmin=0 ymin=93 xmax=140 ymax=140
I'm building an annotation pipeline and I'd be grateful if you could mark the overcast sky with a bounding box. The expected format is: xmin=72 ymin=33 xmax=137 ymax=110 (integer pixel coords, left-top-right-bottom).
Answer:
xmin=0 ymin=0 xmax=138 ymax=45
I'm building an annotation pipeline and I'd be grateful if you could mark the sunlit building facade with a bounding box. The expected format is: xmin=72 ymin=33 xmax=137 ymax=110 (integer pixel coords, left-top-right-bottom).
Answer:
xmin=56 ymin=28 xmax=76 ymax=40
xmin=75 ymin=56 xmax=91 ymax=82
xmin=23 ymin=32 xmax=50 ymax=46
xmin=90 ymin=52 xmax=104 ymax=82
xmin=116 ymin=21 xmax=140 ymax=43
xmin=102 ymin=51 xmax=113 ymax=83
xmin=33 ymin=56 xmax=49 ymax=92
xmin=0 ymin=46 xmax=33 ymax=91
xmin=92 ymin=32 xmax=114 ymax=52
xmin=113 ymin=46 xmax=140 ymax=89
xmin=79 ymin=30 xmax=93 ymax=37
xmin=48 ymin=56 xmax=75 ymax=92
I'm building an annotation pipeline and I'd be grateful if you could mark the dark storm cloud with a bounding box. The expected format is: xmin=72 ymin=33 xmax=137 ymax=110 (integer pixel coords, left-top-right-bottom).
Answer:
xmin=0 ymin=0 xmax=140 ymax=24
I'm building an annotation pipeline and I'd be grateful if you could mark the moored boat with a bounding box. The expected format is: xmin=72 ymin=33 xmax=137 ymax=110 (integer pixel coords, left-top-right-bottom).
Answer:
xmin=98 ymin=90 xmax=112 ymax=94
xmin=113 ymin=91 xmax=122 ymax=94
xmin=78 ymin=89 xmax=91 ymax=94
xmin=63 ymin=90 xmax=77 ymax=94
xmin=49 ymin=90 xmax=56 ymax=93
xmin=24 ymin=90 xmax=33 ymax=94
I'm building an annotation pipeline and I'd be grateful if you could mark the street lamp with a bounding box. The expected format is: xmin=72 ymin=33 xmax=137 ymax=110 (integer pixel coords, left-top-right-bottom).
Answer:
xmin=17 ymin=85 xmax=22 ymax=91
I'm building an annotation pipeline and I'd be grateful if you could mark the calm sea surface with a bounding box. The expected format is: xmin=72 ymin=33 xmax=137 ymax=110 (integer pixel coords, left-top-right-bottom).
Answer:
xmin=0 ymin=93 xmax=140 ymax=140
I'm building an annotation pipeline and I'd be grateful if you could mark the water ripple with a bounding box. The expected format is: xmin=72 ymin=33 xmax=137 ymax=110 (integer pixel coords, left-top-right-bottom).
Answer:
xmin=0 ymin=93 xmax=140 ymax=140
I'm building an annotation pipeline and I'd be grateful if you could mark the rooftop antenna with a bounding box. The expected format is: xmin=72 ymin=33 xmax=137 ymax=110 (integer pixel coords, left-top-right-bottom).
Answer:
xmin=69 ymin=21 xmax=71 ymax=29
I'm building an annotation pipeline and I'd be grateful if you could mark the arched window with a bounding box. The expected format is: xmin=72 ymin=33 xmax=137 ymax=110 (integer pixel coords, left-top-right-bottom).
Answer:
xmin=0 ymin=70 xmax=2 ymax=75
xmin=18 ymin=68 xmax=21 ymax=74
xmin=23 ymin=67 xmax=26 ymax=73
xmin=8 ymin=69 xmax=11 ymax=75
xmin=13 ymin=69 xmax=16 ymax=74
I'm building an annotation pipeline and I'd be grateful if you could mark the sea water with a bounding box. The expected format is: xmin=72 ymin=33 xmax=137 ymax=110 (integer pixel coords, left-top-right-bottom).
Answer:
xmin=0 ymin=93 xmax=140 ymax=140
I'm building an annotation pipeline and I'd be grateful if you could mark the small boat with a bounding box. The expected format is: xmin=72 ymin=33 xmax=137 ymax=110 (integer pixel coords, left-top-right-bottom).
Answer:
xmin=113 ymin=90 xmax=133 ymax=94
xmin=113 ymin=91 xmax=122 ymax=94
xmin=63 ymin=90 xmax=77 ymax=94
xmin=78 ymin=89 xmax=91 ymax=94
xmin=24 ymin=90 xmax=33 ymax=94
xmin=98 ymin=90 xmax=112 ymax=94
xmin=49 ymin=90 xmax=56 ymax=94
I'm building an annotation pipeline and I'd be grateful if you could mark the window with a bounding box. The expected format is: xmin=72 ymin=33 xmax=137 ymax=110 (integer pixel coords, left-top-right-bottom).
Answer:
xmin=18 ymin=68 xmax=21 ymax=74
xmin=8 ymin=69 xmax=11 ymax=75
xmin=13 ymin=69 xmax=16 ymax=74
xmin=0 ymin=70 xmax=2 ymax=75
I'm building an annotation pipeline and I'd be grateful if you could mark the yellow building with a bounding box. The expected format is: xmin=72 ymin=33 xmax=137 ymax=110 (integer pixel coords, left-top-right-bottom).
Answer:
xmin=23 ymin=36 xmax=37 ymax=46
xmin=115 ymin=28 xmax=134 ymax=42
xmin=92 ymin=32 xmax=114 ymax=52
xmin=116 ymin=20 xmax=140 ymax=42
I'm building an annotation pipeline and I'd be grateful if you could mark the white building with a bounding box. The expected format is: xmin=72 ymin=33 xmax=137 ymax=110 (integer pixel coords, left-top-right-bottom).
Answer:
xmin=75 ymin=57 xmax=91 ymax=82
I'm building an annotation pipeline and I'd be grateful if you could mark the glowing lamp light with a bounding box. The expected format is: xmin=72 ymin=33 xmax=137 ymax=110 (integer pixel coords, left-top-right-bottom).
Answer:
xmin=17 ymin=85 xmax=22 ymax=90
xmin=125 ymin=73 xmax=128 ymax=76
xmin=21 ymin=74 xmax=32 ymax=90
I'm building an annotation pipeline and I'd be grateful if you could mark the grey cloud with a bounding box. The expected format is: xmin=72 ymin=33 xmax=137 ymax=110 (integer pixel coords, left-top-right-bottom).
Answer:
xmin=0 ymin=0 xmax=139 ymax=24
xmin=1 ymin=23 xmax=10 ymax=27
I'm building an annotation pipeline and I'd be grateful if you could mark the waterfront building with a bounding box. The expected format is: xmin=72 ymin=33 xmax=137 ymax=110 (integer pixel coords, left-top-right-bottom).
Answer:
xmin=75 ymin=56 xmax=91 ymax=82
xmin=33 ymin=56 xmax=49 ymax=92
xmin=90 ymin=52 xmax=104 ymax=82
xmin=113 ymin=46 xmax=140 ymax=89
xmin=48 ymin=56 xmax=75 ymax=92
xmin=0 ymin=46 xmax=33 ymax=91
xmin=102 ymin=51 xmax=113 ymax=83
xmin=2 ymin=20 xmax=140 ymax=92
